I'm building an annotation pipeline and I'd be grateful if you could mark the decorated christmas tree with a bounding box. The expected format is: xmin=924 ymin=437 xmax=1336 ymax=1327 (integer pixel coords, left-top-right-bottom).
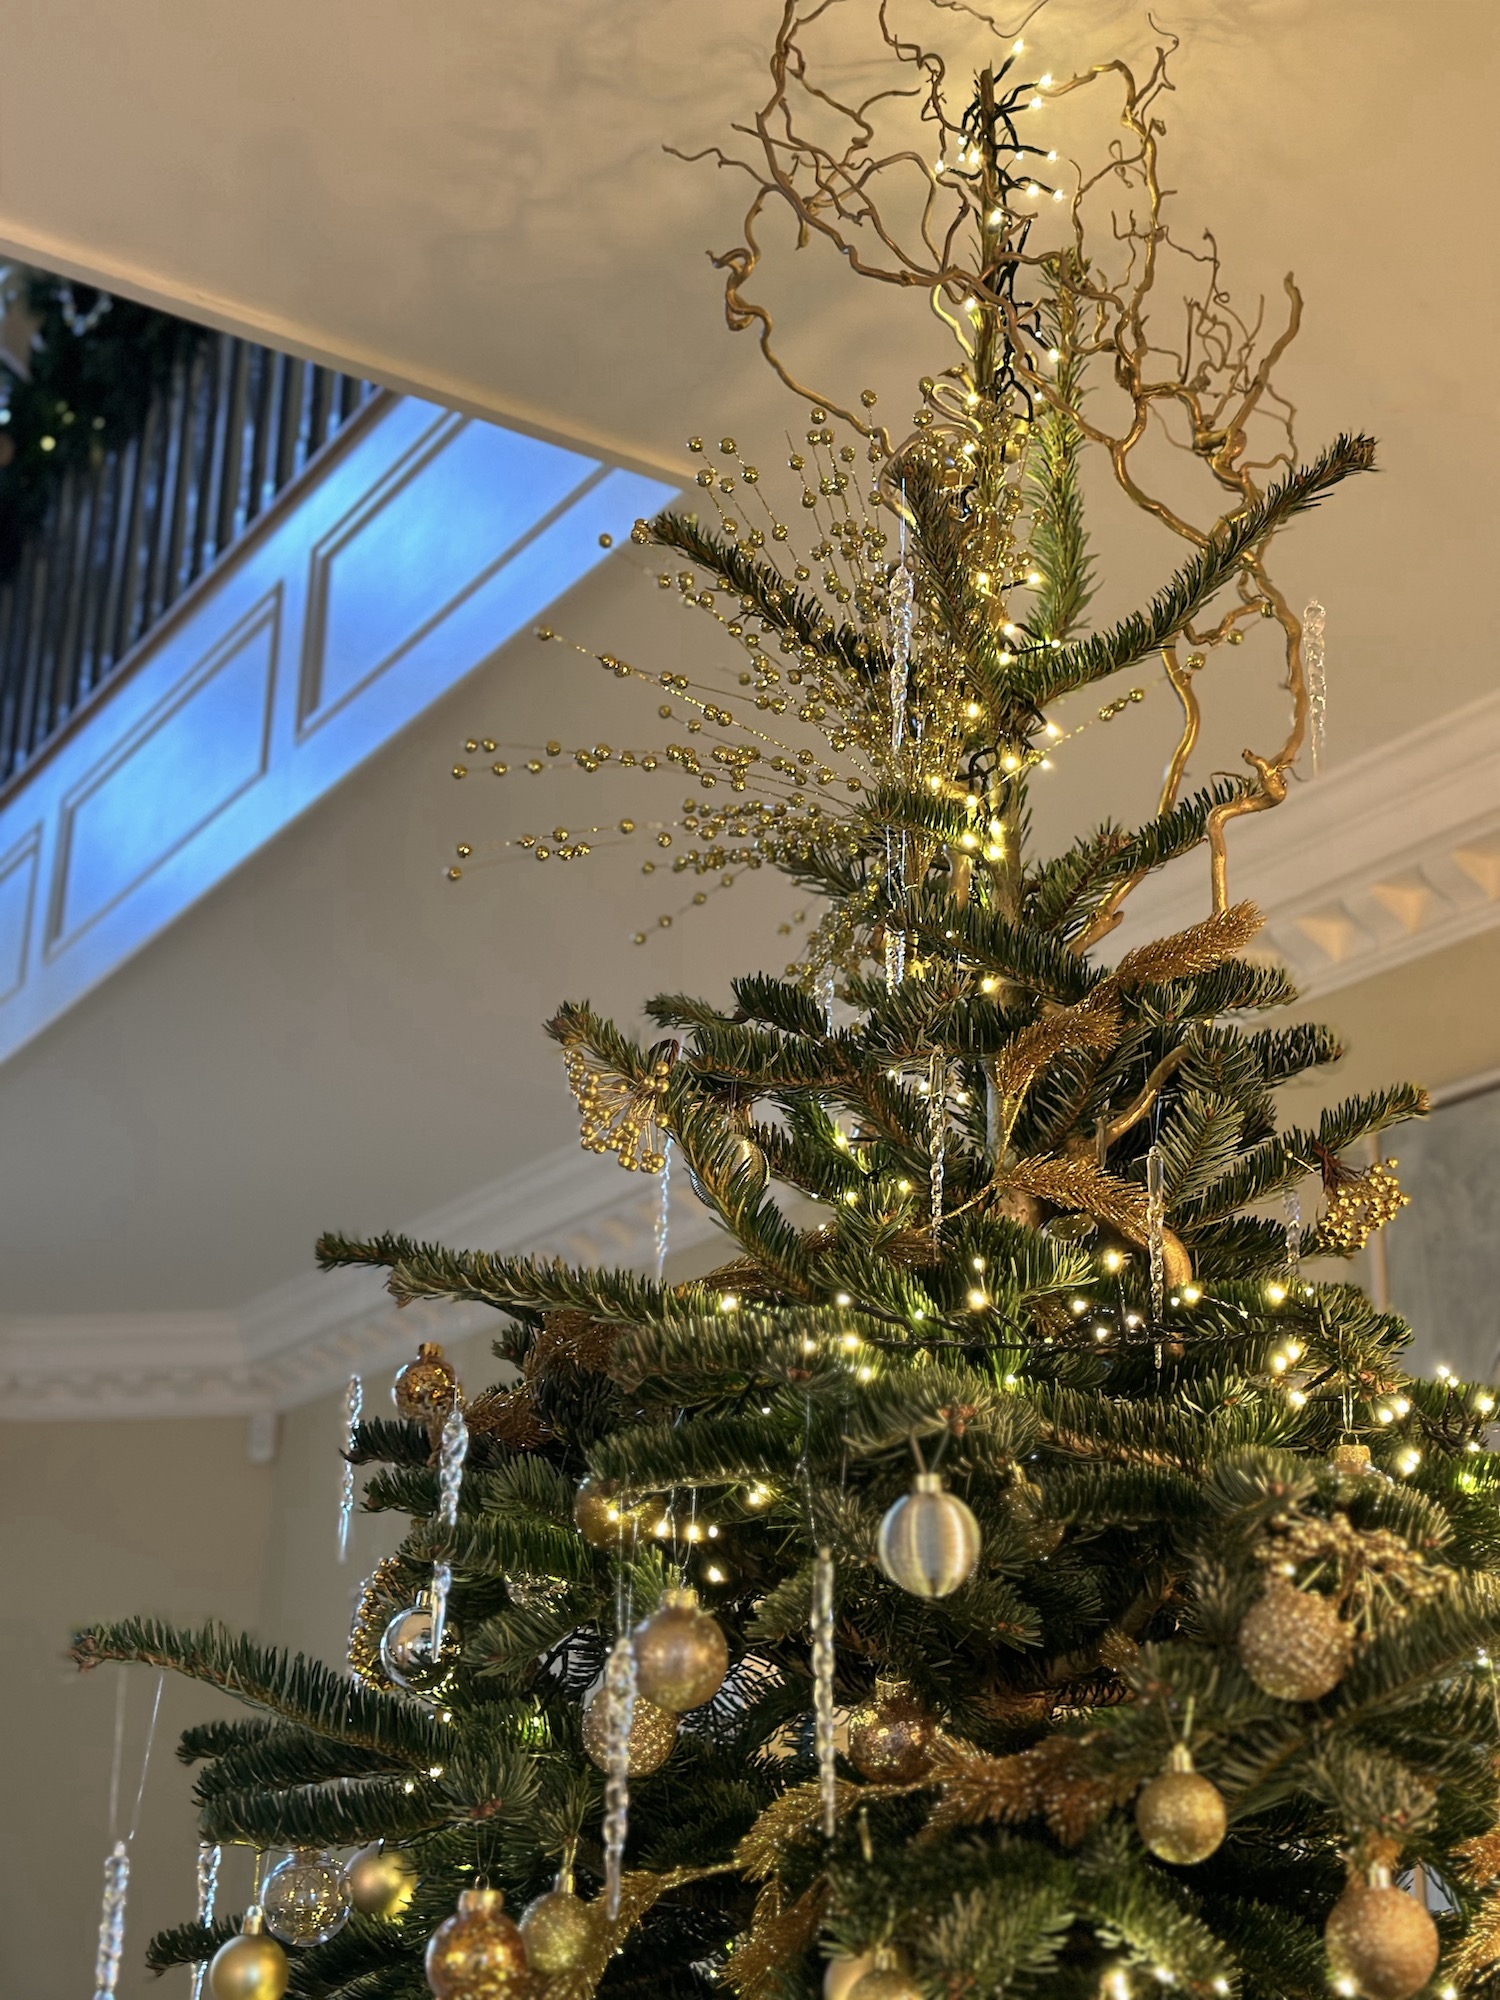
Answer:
xmin=74 ymin=10 xmax=1500 ymax=2000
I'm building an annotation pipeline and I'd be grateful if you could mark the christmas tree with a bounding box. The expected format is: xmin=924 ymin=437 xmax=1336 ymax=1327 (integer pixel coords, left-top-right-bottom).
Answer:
xmin=74 ymin=12 xmax=1500 ymax=2000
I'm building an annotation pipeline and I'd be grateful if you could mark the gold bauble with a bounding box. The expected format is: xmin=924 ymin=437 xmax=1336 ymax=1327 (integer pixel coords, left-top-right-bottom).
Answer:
xmin=877 ymin=1473 xmax=980 ymax=1599
xmin=848 ymin=1964 xmax=923 ymax=2000
xmin=581 ymin=1682 xmax=678 ymax=1775
xmin=394 ymin=1342 xmax=459 ymax=1421
xmin=572 ymin=1476 xmax=649 ymax=1550
xmin=518 ymin=1877 xmax=601 ymax=1974
xmin=261 ymin=1848 xmax=351 ymax=1945
xmin=425 ymin=1888 xmax=533 ymax=1999
xmin=209 ymin=1910 xmax=291 ymax=2000
xmin=1238 ymin=1577 xmax=1351 ymax=1701
xmin=1135 ymin=1745 xmax=1227 ymax=1864
xmin=847 ymin=1685 xmax=938 ymax=1784
xmin=1324 ymin=1869 xmax=1440 ymax=2000
xmin=632 ymin=1587 xmax=730 ymax=1712
xmin=1331 ymin=1442 xmax=1373 ymax=1476
xmin=344 ymin=1841 xmax=418 ymax=1919
xmin=824 ymin=1955 xmax=881 ymax=2000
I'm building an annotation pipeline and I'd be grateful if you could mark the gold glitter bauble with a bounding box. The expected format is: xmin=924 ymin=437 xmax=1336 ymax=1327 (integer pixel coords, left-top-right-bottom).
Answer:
xmin=1238 ymin=1577 xmax=1351 ymax=1701
xmin=582 ymin=1682 xmax=678 ymax=1775
xmin=632 ymin=1587 xmax=730 ymax=1712
xmin=572 ymin=1476 xmax=649 ymax=1550
xmin=877 ymin=1473 xmax=980 ymax=1598
xmin=825 ymin=1956 xmax=881 ymax=2000
xmin=1331 ymin=1442 xmax=1373 ymax=1476
xmin=209 ymin=1911 xmax=291 ymax=2000
xmin=847 ymin=1685 xmax=938 ymax=1783
xmin=425 ymin=1888 xmax=533 ymax=1999
xmin=1135 ymin=1746 xmax=1227 ymax=1864
xmin=262 ymin=1848 xmax=351 ymax=1945
xmin=394 ymin=1343 xmax=459 ymax=1421
xmin=518 ymin=1880 xmax=601 ymax=1974
xmin=1324 ymin=1870 xmax=1440 ymax=2000
xmin=344 ymin=1842 xmax=418 ymax=1919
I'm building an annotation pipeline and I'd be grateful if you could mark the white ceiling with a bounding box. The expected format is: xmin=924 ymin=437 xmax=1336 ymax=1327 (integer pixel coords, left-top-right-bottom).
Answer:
xmin=1 ymin=0 xmax=1498 ymax=1362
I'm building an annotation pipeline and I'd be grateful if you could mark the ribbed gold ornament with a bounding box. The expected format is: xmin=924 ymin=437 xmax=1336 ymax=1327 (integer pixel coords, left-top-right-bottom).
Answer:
xmin=582 ymin=1682 xmax=678 ymax=1774
xmin=1238 ymin=1576 xmax=1351 ymax=1701
xmin=209 ymin=1909 xmax=290 ymax=2000
xmin=393 ymin=1343 xmax=459 ymax=1421
xmin=877 ymin=1473 xmax=980 ymax=1598
xmin=847 ymin=1684 xmax=938 ymax=1783
xmin=344 ymin=1841 xmax=418 ymax=1919
xmin=1134 ymin=1744 xmax=1227 ymax=1864
xmin=1324 ymin=1866 xmax=1440 ymax=2000
xmin=424 ymin=1888 xmax=533 ymax=1998
xmin=631 ymin=1587 xmax=730 ymax=1711
xmin=572 ymin=1475 xmax=649 ymax=1550
xmin=518 ymin=1870 xmax=601 ymax=1974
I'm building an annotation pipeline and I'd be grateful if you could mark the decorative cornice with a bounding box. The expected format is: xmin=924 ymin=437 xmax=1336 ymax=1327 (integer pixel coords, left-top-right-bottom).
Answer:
xmin=1110 ymin=689 xmax=1500 ymax=998
xmin=0 ymin=1145 xmax=722 ymax=1421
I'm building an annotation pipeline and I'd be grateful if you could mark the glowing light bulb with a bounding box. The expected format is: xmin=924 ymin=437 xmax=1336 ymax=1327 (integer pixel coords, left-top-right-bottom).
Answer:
xmin=835 ymin=1292 xmax=852 ymax=1307
xmin=968 ymin=1289 xmax=988 ymax=1311
xmin=720 ymin=1293 xmax=739 ymax=1312
xmin=1265 ymin=1281 xmax=1287 ymax=1305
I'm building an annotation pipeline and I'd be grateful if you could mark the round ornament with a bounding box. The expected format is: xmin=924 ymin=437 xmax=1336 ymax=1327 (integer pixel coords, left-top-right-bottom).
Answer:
xmin=1134 ymin=1744 xmax=1227 ymax=1865
xmin=877 ymin=1473 xmax=980 ymax=1599
xmin=848 ymin=1956 xmax=923 ymax=2000
xmin=394 ymin=1342 xmax=459 ymax=1422
xmin=1324 ymin=1866 xmax=1439 ymax=2000
xmin=209 ymin=1908 xmax=290 ymax=2000
xmin=425 ymin=1887 xmax=532 ymax=1999
xmin=262 ymin=1848 xmax=351 ymax=1946
xmin=381 ymin=1595 xmax=462 ymax=1694
xmin=824 ymin=1956 xmax=880 ymax=2000
xmin=518 ymin=1871 xmax=601 ymax=1975
xmin=344 ymin=1841 xmax=418 ymax=1920
xmin=847 ymin=1684 xmax=938 ymax=1784
xmin=573 ymin=1476 xmax=648 ymax=1550
xmin=1238 ymin=1576 xmax=1351 ymax=1702
xmin=1330 ymin=1442 xmax=1373 ymax=1477
xmin=632 ymin=1587 xmax=730 ymax=1712
xmin=581 ymin=1682 xmax=678 ymax=1775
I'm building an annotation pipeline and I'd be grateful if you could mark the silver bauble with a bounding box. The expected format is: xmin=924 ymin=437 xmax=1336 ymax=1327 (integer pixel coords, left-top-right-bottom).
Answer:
xmin=877 ymin=1473 xmax=980 ymax=1598
xmin=261 ymin=1848 xmax=351 ymax=1946
xmin=380 ymin=1596 xmax=461 ymax=1694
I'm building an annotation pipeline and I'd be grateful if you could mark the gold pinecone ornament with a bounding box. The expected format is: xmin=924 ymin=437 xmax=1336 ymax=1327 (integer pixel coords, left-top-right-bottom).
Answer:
xmin=1238 ymin=1576 xmax=1352 ymax=1701
xmin=877 ymin=1472 xmax=981 ymax=1598
xmin=209 ymin=1907 xmax=291 ymax=2000
xmin=425 ymin=1887 xmax=534 ymax=1998
xmin=344 ymin=1841 xmax=418 ymax=1919
xmin=847 ymin=1684 xmax=938 ymax=1783
xmin=518 ymin=1867 xmax=602 ymax=1974
xmin=1134 ymin=1743 xmax=1228 ymax=1864
xmin=1324 ymin=1864 xmax=1440 ymax=2000
xmin=581 ymin=1682 xmax=678 ymax=1775
xmin=631 ymin=1586 xmax=730 ymax=1711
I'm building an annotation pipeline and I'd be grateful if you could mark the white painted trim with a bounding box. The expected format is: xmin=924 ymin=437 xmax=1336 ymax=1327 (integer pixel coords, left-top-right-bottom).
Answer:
xmin=0 ymin=1143 xmax=726 ymax=1421
xmin=1109 ymin=686 xmax=1500 ymax=998
xmin=0 ymin=216 xmax=685 ymax=489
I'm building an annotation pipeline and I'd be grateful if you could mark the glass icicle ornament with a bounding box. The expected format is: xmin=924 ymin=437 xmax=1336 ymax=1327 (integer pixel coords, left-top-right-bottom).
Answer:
xmin=815 ymin=963 xmax=836 ymax=1035
xmin=190 ymin=1842 xmax=223 ymax=2000
xmin=811 ymin=1548 xmax=838 ymax=1837
xmin=1303 ymin=599 xmax=1327 ymax=774
xmin=601 ymin=1633 xmax=638 ymax=1919
xmin=654 ymin=1136 xmax=673 ymax=1281
xmin=92 ymin=1840 xmax=130 ymax=2000
xmin=429 ymin=1400 xmax=469 ymax=1657
xmin=338 ymin=1374 xmax=362 ymax=1563
xmin=888 ymin=544 xmax=913 ymax=753
xmin=1283 ymin=1190 xmax=1303 ymax=1284
xmin=1146 ymin=1142 xmax=1166 ymax=1323
xmin=928 ymin=1052 xmax=948 ymax=1243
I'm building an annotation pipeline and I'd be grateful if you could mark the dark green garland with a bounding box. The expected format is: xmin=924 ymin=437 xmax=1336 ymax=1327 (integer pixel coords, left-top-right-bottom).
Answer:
xmin=0 ymin=272 xmax=205 ymax=578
